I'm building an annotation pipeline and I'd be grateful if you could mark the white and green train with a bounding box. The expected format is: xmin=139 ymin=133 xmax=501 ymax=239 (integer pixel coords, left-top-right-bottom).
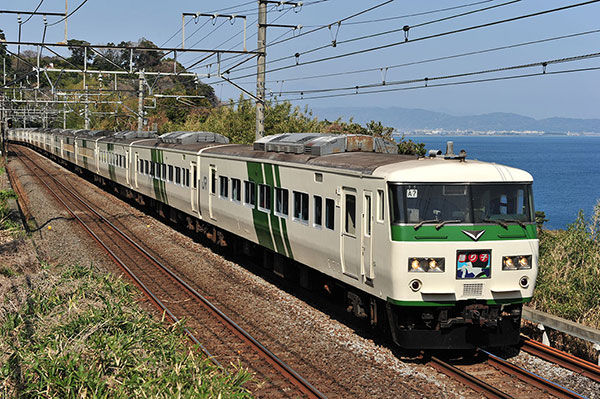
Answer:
xmin=8 ymin=128 xmax=538 ymax=350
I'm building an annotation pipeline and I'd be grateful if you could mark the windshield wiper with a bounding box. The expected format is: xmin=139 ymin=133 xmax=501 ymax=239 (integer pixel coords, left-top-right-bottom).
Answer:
xmin=413 ymin=219 xmax=439 ymax=230
xmin=435 ymin=219 xmax=463 ymax=230
xmin=483 ymin=218 xmax=508 ymax=228
xmin=503 ymin=218 xmax=527 ymax=228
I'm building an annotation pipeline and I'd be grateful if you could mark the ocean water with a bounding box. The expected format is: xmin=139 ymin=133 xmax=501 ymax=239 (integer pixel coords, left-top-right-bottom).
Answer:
xmin=404 ymin=135 xmax=600 ymax=230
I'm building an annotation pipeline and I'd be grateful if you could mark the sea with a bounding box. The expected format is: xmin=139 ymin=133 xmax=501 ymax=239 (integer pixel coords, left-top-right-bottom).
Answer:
xmin=403 ymin=135 xmax=600 ymax=230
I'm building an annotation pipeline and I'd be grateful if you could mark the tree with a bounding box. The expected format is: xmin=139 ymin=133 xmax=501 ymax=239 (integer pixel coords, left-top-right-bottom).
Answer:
xmin=67 ymin=39 xmax=94 ymax=67
xmin=0 ymin=29 xmax=11 ymax=72
xmin=133 ymin=38 xmax=164 ymax=70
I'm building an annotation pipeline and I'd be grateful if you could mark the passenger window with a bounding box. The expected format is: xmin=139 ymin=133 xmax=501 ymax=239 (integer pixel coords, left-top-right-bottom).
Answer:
xmin=175 ymin=167 xmax=181 ymax=185
xmin=293 ymin=191 xmax=309 ymax=222
xmin=231 ymin=179 xmax=241 ymax=202
xmin=185 ymin=169 xmax=190 ymax=187
xmin=144 ymin=160 xmax=149 ymax=174
xmin=193 ymin=167 xmax=198 ymax=189
xmin=275 ymin=188 xmax=289 ymax=216
xmin=365 ymin=195 xmax=372 ymax=237
xmin=169 ymin=165 xmax=174 ymax=182
xmin=162 ymin=164 xmax=167 ymax=181
xmin=259 ymin=184 xmax=271 ymax=212
xmin=314 ymin=196 xmax=322 ymax=227
xmin=219 ymin=176 xmax=228 ymax=198
xmin=156 ymin=163 xmax=161 ymax=179
xmin=244 ymin=181 xmax=256 ymax=207
xmin=345 ymin=194 xmax=356 ymax=235
xmin=210 ymin=168 xmax=215 ymax=193
xmin=377 ymin=189 xmax=385 ymax=222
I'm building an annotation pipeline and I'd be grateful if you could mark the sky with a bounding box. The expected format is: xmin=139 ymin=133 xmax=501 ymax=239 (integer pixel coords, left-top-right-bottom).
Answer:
xmin=1 ymin=0 xmax=599 ymax=119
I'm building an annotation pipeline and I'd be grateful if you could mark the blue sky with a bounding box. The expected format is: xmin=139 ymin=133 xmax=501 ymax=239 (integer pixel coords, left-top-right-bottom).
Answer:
xmin=2 ymin=0 xmax=599 ymax=119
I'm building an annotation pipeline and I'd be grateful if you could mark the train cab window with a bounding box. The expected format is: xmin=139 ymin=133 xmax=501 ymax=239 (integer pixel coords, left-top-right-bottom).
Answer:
xmin=258 ymin=184 xmax=271 ymax=212
xmin=231 ymin=179 xmax=241 ymax=202
xmin=314 ymin=196 xmax=322 ymax=227
xmin=345 ymin=194 xmax=356 ymax=235
xmin=377 ymin=189 xmax=385 ymax=222
xmin=275 ymin=188 xmax=289 ymax=217
xmin=325 ymin=199 xmax=335 ymax=230
xmin=219 ymin=176 xmax=229 ymax=198
xmin=175 ymin=167 xmax=182 ymax=185
xmin=244 ymin=181 xmax=256 ymax=207
xmin=169 ymin=165 xmax=174 ymax=182
xmin=293 ymin=191 xmax=309 ymax=223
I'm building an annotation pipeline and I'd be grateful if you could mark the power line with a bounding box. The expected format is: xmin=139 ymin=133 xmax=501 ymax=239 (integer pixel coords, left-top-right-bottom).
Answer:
xmin=273 ymin=52 xmax=600 ymax=95
xmin=224 ymin=0 xmax=600 ymax=81
xmin=205 ymin=1 xmax=256 ymax=14
xmin=48 ymin=0 xmax=90 ymax=27
xmin=276 ymin=65 xmax=600 ymax=101
xmin=231 ymin=0 xmax=522 ymax=74
xmin=21 ymin=0 xmax=45 ymax=24
xmin=303 ymin=0 xmax=497 ymax=27
xmin=231 ymin=29 xmax=600 ymax=85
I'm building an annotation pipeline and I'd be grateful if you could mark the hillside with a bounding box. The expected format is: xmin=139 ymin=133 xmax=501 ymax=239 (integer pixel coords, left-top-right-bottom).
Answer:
xmin=312 ymin=107 xmax=600 ymax=134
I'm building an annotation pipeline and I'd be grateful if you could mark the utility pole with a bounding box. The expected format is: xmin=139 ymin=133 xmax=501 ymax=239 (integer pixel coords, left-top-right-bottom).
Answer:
xmin=84 ymin=87 xmax=89 ymax=129
xmin=137 ymin=70 xmax=145 ymax=132
xmin=64 ymin=0 xmax=68 ymax=43
xmin=256 ymin=0 xmax=267 ymax=140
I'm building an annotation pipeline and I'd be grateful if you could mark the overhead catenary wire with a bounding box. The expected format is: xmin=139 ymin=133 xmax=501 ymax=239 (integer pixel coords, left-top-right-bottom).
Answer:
xmin=222 ymin=0 xmax=600 ymax=81
xmin=229 ymin=28 xmax=600 ymax=85
xmin=276 ymin=65 xmax=600 ymax=102
xmin=228 ymin=0 xmax=522 ymax=75
xmin=273 ymin=51 xmax=600 ymax=95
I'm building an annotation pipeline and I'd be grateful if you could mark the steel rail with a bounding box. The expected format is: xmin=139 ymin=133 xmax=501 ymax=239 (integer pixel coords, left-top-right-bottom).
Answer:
xmin=521 ymin=337 xmax=600 ymax=383
xmin=429 ymin=356 xmax=512 ymax=399
xmin=480 ymin=349 xmax=586 ymax=399
xmin=12 ymin=144 xmax=326 ymax=399
xmin=12 ymin=146 xmax=219 ymax=365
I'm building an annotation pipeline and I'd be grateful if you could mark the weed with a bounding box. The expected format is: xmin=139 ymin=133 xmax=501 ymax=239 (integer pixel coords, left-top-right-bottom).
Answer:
xmin=0 ymin=266 xmax=15 ymax=277
xmin=0 ymin=263 xmax=253 ymax=398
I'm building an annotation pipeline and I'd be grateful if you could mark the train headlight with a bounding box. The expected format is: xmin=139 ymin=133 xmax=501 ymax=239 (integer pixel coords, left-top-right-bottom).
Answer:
xmin=408 ymin=258 xmax=445 ymax=272
xmin=502 ymin=255 xmax=532 ymax=270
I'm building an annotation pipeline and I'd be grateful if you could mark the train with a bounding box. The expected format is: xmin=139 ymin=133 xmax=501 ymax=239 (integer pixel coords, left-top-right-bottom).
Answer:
xmin=7 ymin=127 xmax=539 ymax=350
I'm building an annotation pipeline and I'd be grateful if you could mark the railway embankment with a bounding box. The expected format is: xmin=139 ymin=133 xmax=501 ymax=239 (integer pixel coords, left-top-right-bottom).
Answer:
xmin=0 ymin=159 xmax=252 ymax=398
xmin=527 ymin=204 xmax=600 ymax=361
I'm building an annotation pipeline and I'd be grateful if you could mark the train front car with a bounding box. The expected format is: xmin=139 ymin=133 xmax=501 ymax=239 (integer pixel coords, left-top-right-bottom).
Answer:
xmin=377 ymin=148 xmax=538 ymax=350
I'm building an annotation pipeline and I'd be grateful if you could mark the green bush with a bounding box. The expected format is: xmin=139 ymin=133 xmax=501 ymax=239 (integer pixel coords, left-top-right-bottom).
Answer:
xmin=0 ymin=264 xmax=252 ymax=398
xmin=533 ymin=201 xmax=600 ymax=329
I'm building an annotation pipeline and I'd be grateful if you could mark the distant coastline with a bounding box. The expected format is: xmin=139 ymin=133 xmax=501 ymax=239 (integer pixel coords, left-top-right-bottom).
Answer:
xmin=397 ymin=130 xmax=600 ymax=137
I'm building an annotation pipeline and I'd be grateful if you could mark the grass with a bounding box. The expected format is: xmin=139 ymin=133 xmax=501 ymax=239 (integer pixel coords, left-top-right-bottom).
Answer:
xmin=0 ymin=263 xmax=253 ymax=398
xmin=532 ymin=200 xmax=600 ymax=330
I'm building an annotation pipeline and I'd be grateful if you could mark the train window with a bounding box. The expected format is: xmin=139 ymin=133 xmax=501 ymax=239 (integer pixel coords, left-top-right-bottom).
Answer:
xmin=144 ymin=160 xmax=149 ymax=174
xmin=377 ymin=190 xmax=385 ymax=222
xmin=314 ymin=196 xmax=322 ymax=227
xmin=150 ymin=162 xmax=156 ymax=177
xmin=210 ymin=168 xmax=216 ymax=193
xmin=244 ymin=181 xmax=256 ymax=207
xmin=231 ymin=179 xmax=241 ymax=202
xmin=259 ymin=184 xmax=271 ymax=212
xmin=345 ymin=194 xmax=356 ymax=235
xmin=162 ymin=164 xmax=167 ymax=181
xmin=293 ymin=191 xmax=309 ymax=223
xmin=275 ymin=188 xmax=289 ymax=216
xmin=156 ymin=163 xmax=161 ymax=179
xmin=169 ymin=165 xmax=174 ymax=182
xmin=175 ymin=167 xmax=181 ymax=185
xmin=219 ymin=176 xmax=228 ymax=198
xmin=365 ymin=195 xmax=372 ymax=237
xmin=185 ymin=169 xmax=190 ymax=187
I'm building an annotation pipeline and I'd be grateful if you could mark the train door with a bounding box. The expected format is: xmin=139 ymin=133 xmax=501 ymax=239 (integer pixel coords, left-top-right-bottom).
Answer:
xmin=341 ymin=187 xmax=360 ymax=279
xmin=190 ymin=160 xmax=198 ymax=212
xmin=208 ymin=164 xmax=216 ymax=220
xmin=134 ymin=152 xmax=139 ymax=188
xmin=362 ymin=191 xmax=374 ymax=281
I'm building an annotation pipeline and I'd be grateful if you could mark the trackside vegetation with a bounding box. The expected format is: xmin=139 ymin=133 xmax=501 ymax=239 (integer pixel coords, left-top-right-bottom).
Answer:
xmin=532 ymin=202 xmax=600 ymax=330
xmin=0 ymin=262 xmax=252 ymax=398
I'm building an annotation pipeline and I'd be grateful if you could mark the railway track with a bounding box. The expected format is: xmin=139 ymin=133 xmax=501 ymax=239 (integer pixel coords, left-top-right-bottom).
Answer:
xmin=430 ymin=348 xmax=588 ymax=399
xmin=12 ymin=145 xmax=326 ymax=399
xmin=521 ymin=337 xmax=600 ymax=384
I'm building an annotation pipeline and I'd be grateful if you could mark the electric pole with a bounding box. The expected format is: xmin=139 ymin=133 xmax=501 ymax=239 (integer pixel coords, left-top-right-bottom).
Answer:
xmin=256 ymin=0 xmax=267 ymax=140
xmin=137 ymin=70 xmax=145 ymax=132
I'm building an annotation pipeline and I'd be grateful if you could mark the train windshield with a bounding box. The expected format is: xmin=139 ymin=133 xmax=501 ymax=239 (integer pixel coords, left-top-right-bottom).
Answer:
xmin=389 ymin=183 xmax=534 ymax=225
